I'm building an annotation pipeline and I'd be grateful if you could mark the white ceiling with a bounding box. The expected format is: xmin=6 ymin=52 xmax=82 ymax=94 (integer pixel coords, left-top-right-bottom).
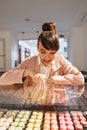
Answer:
xmin=0 ymin=0 xmax=87 ymax=33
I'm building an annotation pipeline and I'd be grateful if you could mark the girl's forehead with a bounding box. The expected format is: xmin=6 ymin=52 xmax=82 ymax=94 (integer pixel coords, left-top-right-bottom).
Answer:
xmin=38 ymin=42 xmax=57 ymax=54
xmin=39 ymin=45 xmax=56 ymax=54
xmin=38 ymin=42 xmax=49 ymax=49
xmin=38 ymin=42 xmax=48 ymax=49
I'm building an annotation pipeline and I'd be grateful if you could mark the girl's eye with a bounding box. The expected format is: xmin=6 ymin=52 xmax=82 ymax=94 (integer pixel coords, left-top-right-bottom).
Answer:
xmin=41 ymin=51 xmax=46 ymax=54
xmin=50 ymin=52 xmax=56 ymax=54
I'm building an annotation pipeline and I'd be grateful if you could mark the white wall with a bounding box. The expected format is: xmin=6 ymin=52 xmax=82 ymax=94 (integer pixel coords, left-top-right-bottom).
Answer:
xmin=70 ymin=27 xmax=84 ymax=71
xmin=0 ymin=30 xmax=11 ymax=71
xmin=0 ymin=30 xmax=18 ymax=71
xmin=83 ymin=22 xmax=87 ymax=71
xmin=17 ymin=32 xmax=39 ymax=40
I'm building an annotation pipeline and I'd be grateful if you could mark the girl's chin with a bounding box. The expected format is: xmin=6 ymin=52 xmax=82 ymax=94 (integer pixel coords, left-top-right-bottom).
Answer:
xmin=42 ymin=61 xmax=51 ymax=66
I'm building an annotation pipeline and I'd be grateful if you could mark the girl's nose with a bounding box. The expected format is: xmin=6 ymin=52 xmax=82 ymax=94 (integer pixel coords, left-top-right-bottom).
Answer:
xmin=45 ymin=55 xmax=50 ymax=60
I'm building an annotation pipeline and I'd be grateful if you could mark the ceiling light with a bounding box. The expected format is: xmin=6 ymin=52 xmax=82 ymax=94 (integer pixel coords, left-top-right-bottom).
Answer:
xmin=25 ymin=18 xmax=30 ymax=22
xmin=36 ymin=31 xmax=39 ymax=33
xmin=59 ymin=34 xmax=64 ymax=38
xmin=81 ymin=12 xmax=87 ymax=22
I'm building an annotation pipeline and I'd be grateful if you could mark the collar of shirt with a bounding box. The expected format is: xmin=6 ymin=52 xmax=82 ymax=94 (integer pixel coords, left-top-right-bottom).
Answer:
xmin=38 ymin=56 xmax=55 ymax=78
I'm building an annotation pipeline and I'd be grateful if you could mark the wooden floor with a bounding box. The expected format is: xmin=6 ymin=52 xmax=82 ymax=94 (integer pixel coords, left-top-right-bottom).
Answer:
xmin=0 ymin=84 xmax=87 ymax=111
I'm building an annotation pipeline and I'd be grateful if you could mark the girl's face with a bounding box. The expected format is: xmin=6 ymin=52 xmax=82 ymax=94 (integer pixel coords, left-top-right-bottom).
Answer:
xmin=38 ymin=42 xmax=57 ymax=67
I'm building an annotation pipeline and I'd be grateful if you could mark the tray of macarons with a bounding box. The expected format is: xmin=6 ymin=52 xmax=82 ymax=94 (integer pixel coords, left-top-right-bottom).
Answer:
xmin=0 ymin=109 xmax=44 ymax=130
xmin=0 ymin=109 xmax=87 ymax=130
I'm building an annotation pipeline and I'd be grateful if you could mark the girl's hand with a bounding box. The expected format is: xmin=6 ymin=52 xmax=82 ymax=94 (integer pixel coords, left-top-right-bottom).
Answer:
xmin=23 ymin=69 xmax=35 ymax=86
xmin=23 ymin=76 xmax=33 ymax=86
xmin=33 ymin=73 xmax=47 ymax=89
xmin=23 ymin=69 xmax=35 ymax=78
xmin=47 ymin=76 xmax=54 ymax=84
xmin=33 ymin=73 xmax=47 ymax=83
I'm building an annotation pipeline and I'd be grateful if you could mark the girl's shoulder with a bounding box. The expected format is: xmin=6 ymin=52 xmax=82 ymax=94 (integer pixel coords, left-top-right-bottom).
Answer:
xmin=56 ymin=54 xmax=71 ymax=66
xmin=56 ymin=54 xmax=65 ymax=61
xmin=24 ymin=55 xmax=38 ymax=62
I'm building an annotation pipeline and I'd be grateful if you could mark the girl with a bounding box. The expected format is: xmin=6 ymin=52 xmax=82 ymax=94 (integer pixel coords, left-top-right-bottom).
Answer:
xmin=0 ymin=22 xmax=84 ymax=103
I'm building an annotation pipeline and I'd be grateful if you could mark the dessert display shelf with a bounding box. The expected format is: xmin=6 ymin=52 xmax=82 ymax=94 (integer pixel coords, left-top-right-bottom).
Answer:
xmin=0 ymin=84 xmax=87 ymax=130
xmin=0 ymin=84 xmax=87 ymax=107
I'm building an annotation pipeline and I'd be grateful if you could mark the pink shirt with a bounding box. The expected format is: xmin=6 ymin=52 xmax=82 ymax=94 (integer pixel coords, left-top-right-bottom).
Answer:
xmin=38 ymin=56 xmax=55 ymax=78
xmin=0 ymin=54 xmax=84 ymax=103
xmin=0 ymin=54 xmax=84 ymax=85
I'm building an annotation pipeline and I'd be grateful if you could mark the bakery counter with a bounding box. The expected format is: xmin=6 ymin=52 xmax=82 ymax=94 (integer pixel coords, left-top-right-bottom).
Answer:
xmin=0 ymin=84 xmax=87 ymax=130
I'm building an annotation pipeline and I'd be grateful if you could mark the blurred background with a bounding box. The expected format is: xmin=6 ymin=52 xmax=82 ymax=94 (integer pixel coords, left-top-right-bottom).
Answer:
xmin=0 ymin=0 xmax=87 ymax=80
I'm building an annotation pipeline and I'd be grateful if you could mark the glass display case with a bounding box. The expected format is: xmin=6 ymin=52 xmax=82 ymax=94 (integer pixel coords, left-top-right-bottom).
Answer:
xmin=0 ymin=83 xmax=87 ymax=130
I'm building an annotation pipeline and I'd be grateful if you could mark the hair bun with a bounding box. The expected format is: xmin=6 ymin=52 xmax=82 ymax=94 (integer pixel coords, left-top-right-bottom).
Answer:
xmin=42 ymin=22 xmax=56 ymax=32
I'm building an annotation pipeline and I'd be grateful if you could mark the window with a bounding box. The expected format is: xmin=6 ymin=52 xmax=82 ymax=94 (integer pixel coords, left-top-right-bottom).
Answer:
xmin=18 ymin=40 xmax=37 ymax=62
xmin=18 ymin=38 xmax=68 ymax=62
xmin=57 ymin=38 xmax=68 ymax=59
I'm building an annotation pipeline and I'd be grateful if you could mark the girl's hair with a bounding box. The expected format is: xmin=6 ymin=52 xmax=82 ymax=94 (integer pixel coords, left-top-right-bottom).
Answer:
xmin=37 ymin=22 xmax=59 ymax=51
xmin=42 ymin=22 xmax=56 ymax=32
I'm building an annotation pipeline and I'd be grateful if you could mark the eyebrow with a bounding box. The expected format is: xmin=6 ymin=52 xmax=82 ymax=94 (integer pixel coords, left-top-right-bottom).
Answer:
xmin=40 ymin=48 xmax=56 ymax=53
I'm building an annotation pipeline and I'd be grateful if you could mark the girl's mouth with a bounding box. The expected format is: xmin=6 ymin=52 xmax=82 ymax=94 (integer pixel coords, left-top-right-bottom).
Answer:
xmin=43 ymin=60 xmax=51 ymax=64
